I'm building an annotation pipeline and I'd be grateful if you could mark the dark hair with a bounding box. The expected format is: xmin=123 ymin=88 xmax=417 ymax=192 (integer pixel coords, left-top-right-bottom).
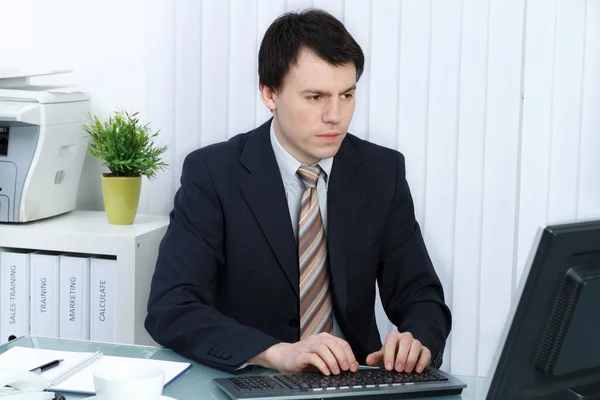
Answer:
xmin=258 ymin=9 xmax=365 ymax=92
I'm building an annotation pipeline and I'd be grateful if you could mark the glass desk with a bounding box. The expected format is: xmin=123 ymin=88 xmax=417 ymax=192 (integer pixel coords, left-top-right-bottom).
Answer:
xmin=0 ymin=336 xmax=487 ymax=400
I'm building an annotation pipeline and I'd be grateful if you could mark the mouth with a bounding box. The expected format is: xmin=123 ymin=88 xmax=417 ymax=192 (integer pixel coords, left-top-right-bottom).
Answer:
xmin=317 ymin=133 xmax=342 ymax=142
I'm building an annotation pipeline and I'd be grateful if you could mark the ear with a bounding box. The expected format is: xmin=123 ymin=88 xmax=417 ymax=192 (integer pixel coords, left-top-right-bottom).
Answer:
xmin=259 ymin=83 xmax=277 ymax=111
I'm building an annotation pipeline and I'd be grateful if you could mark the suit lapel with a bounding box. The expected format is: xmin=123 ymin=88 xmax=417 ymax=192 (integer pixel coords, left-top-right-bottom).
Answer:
xmin=327 ymin=137 xmax=366 ymax=313
xmin=238 ymin=120 xmax=299 ymax=298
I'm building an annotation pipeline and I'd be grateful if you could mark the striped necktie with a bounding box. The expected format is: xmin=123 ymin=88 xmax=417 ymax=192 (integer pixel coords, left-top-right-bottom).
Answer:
xmin=296 ymin=165 xmax=333 ymax=339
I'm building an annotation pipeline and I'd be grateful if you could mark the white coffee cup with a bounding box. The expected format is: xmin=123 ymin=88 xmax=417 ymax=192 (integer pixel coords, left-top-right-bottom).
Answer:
xmin=93 ymin=364 xmax=165 ymax=400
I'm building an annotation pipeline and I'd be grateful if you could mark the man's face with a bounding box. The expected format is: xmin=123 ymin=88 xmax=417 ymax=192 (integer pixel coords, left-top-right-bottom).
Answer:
xmin=262 ymin=48 xmax=357 ymax=166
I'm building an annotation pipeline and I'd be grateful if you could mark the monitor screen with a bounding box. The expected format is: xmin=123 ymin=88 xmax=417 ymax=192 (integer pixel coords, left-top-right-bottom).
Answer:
xmin=486 ymin=220 xmax=600 ymax=399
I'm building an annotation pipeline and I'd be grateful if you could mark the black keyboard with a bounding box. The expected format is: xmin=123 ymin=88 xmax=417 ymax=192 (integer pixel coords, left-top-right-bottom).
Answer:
xmin=229 ymin=367 xmax=447 ymax=392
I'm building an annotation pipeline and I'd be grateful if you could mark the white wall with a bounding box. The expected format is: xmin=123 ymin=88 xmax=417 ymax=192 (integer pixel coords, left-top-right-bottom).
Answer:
xmin=1 ymin=0 xmax=599 ymax=377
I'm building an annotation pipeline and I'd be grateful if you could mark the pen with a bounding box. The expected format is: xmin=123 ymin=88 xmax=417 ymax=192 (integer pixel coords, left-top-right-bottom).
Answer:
xmin=29 ymin=359 xmax=64 ymax=374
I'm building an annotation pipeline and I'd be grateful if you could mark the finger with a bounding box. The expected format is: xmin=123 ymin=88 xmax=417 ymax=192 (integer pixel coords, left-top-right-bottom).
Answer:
xmin=394 ymin=333 xmax=413 ymax=372
xmin=320 ymin=336 xmax=350 ymax=372
xmin=415 ymin=347 xmax=432 ymax=373
xmin=366 ymin=350 xmax=383 ymax=366
xmin=383 ymin=332 xmax=400 ymax=371
xmin=404 ymin=339 xmax=422 ymax=373
xmin=311 ymin=342 xmax=341 ymax=375
xmin=304 ymin=352 xmax=331 ymax=376
xmin=339 ymin=339 xmax=359 ymax=372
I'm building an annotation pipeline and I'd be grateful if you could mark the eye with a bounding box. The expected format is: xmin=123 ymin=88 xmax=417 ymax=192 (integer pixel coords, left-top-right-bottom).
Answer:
xmin=307 ymin=95 xmax=321 ymax=101
xmin=341 ymin=93 xmax=354 ymax=99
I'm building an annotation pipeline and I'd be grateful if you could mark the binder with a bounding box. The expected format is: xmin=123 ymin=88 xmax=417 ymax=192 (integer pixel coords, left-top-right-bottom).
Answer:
xmin=89 ymin=257 xmax=117 ymax=342
xmin=0 ymin=249 xmax=31 ymax=344
xmin=30 ymin=252 xmax=60 ymax=338
xmin=58 ymin=254 xmax=90 ymax=340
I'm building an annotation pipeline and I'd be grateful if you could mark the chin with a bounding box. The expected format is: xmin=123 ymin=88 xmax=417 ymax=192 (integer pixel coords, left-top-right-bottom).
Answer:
xmin=315 ymin=146 xmax=342 ymax=160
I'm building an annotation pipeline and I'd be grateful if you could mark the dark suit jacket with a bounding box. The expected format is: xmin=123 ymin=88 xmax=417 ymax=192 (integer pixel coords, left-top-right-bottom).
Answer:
xmin=145 ymin=119 xmax=452 ymax=372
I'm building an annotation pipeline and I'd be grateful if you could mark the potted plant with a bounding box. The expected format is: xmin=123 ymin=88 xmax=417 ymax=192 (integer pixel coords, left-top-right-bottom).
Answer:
xmin=82 ymin=110 xmax=168 ymax=225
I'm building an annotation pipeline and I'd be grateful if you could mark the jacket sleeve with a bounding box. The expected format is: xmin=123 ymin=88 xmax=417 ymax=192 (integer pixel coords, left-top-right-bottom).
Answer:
xmin=377 ymin=153 xmax=452 ymax=368
xmin=145 ymin=151 xmax=281 ymax=372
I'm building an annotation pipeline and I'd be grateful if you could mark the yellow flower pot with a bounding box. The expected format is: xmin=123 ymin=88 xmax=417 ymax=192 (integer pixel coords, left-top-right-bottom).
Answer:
xmin=101 ymin=174 xmax=142 ymax=225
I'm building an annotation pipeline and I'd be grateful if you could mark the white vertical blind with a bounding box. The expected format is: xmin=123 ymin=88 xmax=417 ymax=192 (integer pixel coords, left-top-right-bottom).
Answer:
xmin=477 ymin=0 xmax=525 ymax=376
xmin=396 ymin=0 xmax=431 ymax=226
xmin=451 ymin=0 xmax=490 ymax=377
xmin=201 ymin=1 xmax=231 ymax=147
xmin=3 ymin=0 xmax=599 ymax=376
xmin=517 ymin=0 xmax=557 ymax=282
xmin=423 ymin=0 xmax=463 ymax=371
xmin=229 ymin=0 xmax=259 ymax=136
xmin=344 ymin=0 xmax=372 ymax=141
xmin=173 ymin=0 xmax=203 ymax=185
xmin=547 ymin=0 xmax=587 ymax=224
xmin=144 ymin=0 xmax=176 ymax=215
xmin=579 ymin=1 xmax=600 ymax=219
xmin=368 ymin=0 xmax=402 ymax=150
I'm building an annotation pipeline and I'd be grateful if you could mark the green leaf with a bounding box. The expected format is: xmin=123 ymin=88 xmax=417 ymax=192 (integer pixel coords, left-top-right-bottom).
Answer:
xmin=82 ymin=110 xmax=168 ymax=179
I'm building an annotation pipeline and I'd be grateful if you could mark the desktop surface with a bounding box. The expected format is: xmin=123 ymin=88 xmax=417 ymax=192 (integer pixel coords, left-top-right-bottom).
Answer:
xmin=0 ymin=337 xmax=486 ymax=400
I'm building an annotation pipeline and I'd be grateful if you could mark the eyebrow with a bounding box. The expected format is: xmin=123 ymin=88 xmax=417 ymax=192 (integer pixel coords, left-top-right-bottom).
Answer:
xmin=301 ymin=84 xmax=357 ymax=96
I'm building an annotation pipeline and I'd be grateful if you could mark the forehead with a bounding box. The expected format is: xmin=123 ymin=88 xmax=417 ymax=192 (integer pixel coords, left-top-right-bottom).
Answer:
xmin=281 ymin=48 xmax=357 ymax=92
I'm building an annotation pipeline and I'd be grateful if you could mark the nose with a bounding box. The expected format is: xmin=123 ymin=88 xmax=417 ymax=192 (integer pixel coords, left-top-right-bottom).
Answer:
xmin=323 ymin=98 xmax=342 ymax=125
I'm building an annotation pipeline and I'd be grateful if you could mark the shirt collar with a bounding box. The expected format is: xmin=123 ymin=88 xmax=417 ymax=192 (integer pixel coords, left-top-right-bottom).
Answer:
xmin=270 ymin=120 xmax=333 ymax=184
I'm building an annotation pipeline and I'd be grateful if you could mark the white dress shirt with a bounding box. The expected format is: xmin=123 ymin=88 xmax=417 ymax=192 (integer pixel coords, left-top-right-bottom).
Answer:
xmin=270 ymin=121 xmax=346 ymax=340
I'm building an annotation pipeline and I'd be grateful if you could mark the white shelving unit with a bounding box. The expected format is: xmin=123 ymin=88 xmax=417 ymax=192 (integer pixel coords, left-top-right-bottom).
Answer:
xmin=0 ymin=210 xmax=169 ymax=345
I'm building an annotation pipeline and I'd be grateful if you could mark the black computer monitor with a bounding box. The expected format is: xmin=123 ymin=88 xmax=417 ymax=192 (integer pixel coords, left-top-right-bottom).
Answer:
xmin=485 ymin=220 xmax=600 ymax=399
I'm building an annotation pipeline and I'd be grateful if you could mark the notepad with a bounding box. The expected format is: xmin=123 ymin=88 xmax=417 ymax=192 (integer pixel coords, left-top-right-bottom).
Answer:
xmin=0 ymin=346 xmax=192 ymax=395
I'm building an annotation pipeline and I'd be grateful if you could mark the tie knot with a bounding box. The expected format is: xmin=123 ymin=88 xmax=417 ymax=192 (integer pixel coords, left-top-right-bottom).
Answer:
xmin=297 ymin=165 xmax=322 ymax=188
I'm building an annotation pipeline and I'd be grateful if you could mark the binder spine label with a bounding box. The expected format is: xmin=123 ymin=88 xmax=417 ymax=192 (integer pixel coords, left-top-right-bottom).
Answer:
xmin=40 ymin=277 xmax=47 ymax=313
xmin=9 ymin=265 xmax=16 ymax=324
xmin=99 ymin=280 xmax=107 ymax=321
xmin=69 ymin=276 xmax=77 ymax=322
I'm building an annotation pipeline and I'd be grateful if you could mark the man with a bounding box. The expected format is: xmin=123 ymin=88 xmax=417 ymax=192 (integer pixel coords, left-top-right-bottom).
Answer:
xmin=145 ymin=9 xmax=451 ymax=376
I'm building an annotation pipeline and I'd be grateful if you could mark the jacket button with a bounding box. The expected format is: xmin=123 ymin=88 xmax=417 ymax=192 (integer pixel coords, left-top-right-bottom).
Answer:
xmin=289 ymin=318 xmax=300 ymax=328
xmin=206 ymin=348 xmax=213 ymax=355
xmin=223 ymin=353 xmax=231 ymax=360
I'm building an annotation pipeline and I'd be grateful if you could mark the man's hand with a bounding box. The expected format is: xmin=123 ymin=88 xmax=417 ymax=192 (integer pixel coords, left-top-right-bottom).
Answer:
xmin=366 ymin=331 xmax=431 ymax=373
xmin=249 ymin=333 xmax=359 ymax=375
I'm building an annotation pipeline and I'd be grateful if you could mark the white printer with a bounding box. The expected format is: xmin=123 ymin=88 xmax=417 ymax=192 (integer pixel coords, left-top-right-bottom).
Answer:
xmin=0 ymin=69 xmax=90 ymax=223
